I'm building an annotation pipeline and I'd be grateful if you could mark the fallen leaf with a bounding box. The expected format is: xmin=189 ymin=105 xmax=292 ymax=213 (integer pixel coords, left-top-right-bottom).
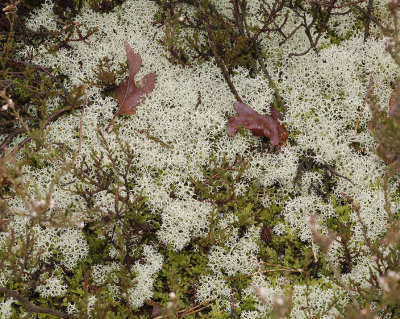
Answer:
xmin=113 ymin=41 xmax=157 ymax=115
xmin=144 ymin=299 xmax=163 ymax=318
xmin=226 ymin=101 xmax=289 ymax=147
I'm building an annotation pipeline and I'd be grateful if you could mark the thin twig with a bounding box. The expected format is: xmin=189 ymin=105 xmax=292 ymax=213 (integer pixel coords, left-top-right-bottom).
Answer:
xmin=10 ymin=59 xmax=69 ymax=97
xmin=227 ymin=263 xmax=304 ymax=281
xmin=78 ymin=91 xmax=88 ymax=154
xmin=364 ymin=0 xmax=374 ymax=41
xmin=152 ymin=301 xmax=212 ymax=319
xmin=0 ymin=286 xmax=73 ymax=318
xmin=11 ymin=136 xmax=32 ymax=155
xmin=0 ymin=127 xmax=25 ymax=151
xmin=355 ymin=73 xmax=374 ymax=132
xmin=194 ymin=0 xmax=242 ymax=102
xmin=1 ymin=104 xmax=75 ymax=154
xmin=179 ymin=303 xmax=212 ymax=316
xmin=254 ymin=44 xmax=286 ymax=113
xmin=351 ymin=3 xmax=390 ymax=32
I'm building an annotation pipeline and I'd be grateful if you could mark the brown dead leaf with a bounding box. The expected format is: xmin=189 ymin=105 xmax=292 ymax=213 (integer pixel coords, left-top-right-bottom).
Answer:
xmin=226 ymin=101 xmax=289 ymax=147
xmin=113 ymin=41 xmax=157 ymax=115
xmin=144 ymin=299 xmax=163 ymax=318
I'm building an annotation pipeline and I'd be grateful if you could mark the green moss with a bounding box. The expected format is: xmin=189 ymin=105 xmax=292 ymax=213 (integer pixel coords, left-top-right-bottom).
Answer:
xmin=2 ymin=1 xmax=400 ymax=318
xmin=203 ymin=300 xmax=230 ymax=319
xmin=80 ymin=56 xmax=127 ymax=96
xmin=229 ymin=272 xmax=252 ymax=291
xmin=154 ymin=246 xmax=209 ymax=306
xmin=82 ymin=227 xmax=108 ymax=265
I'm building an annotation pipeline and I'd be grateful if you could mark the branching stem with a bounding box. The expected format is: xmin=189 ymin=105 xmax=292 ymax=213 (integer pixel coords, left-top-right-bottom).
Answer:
xmin=0 ymin=286 xmax=73 ymax=318
xmin=194 ymin=0 xmax=242 ymax=102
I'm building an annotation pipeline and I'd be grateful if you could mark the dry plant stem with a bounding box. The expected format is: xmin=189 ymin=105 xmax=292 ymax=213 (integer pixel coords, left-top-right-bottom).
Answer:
xmin=106 ymin=114 xmax=117 ymax=132
xmin=260 ymin=261 xmax=299 ymax=268
xmin=78 ymin=92 xmax=87 ymax=154
xmin=351 ymin=3 xmax=390 ymax=32
xmin=230 ymin=289 xmax=237 ymax=319
xmin=383 ymin=170 xmax=396 ymax=220
xmin=12 ymin=136 xmax=32 ymax=155
xmin=309 ymin=0 xmax=365 ymax=9
xmin=0 ymin=117 xmax=39 ymax=128
xmin=194 ymin=0 xmax=242 ymax=102
xmin=1 ymin=104 xmax=75 ymax=154
xmin=201 ymin=157 xmax=248 ymax=186
xmin=355 ymin=73 xmax=374 ymax=132
xmin=0 ymin=1 xmax=18 ymax=65
xmin=152 ymin=301 xmax=212 ymax=319
xmin=0 ymin=72 xmax=79 ymax=153
xmin=286 ymin=3 xmax=319 ymax=57
xmin=352 ymin=202 xmax=373 ymax=250
xmin=304 ymin=270 xmax=312 ymax=319
xmin=232 ymin=0 xmax=246 ymax=38
xmin=323 ymin=247 xmax=360 ymax=309
xmin=1 ymin=60 xmax=83 ymax=153
xmin=0 ymin=127 xmax=25 ymax=151
xmin=278 ymin=0 xmax=373 ymax=58
xmin=53 ymin=21 xmax=98 ymax=51
xmin=311 ymin=240 xmax=318 ymax=262
xmin=364 ymin=0 xmax=374 ymax=41
xmin=309 ymin=209 xmax=360 ymax=309
xmin=304 ymin=257 xmax=339 ymax=318
xmin=16 ymin=220 xmax=38 ymax=282
xmin=0 ymin=229 xmax=15 ymax=271
xmin=0 ymin=286 xmax=72 ymax=318
xmin=340 ymin=193 xmax=377 ymax=256
xmin=195 ymin=90 xmax=201 ymax=110
xmin=179 ymin=304 xmax=212 ymax=316
xmin=138 ymin=129 xmax=174 ymax=149
xmin=244 ymin=268 xmax=303 ymax=277
xmin=10 ymin=59 xmax=69 ymax=97
xmin=254 ymin=44 xmax=286 ymax=113
xmin=227 ymin=264 xmax=304 ymax=281
xmin=259 ymin=262 xmax=304 ymax=274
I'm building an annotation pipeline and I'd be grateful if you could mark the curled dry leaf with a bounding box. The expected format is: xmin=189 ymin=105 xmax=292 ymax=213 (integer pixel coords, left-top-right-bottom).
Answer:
xmin=144 ymin=299 xmax=162 ymax=318
xmin=226 ymin=101 xmax=289 ymax=147
xmin=113 ymin=41 xmax=157 ymax=115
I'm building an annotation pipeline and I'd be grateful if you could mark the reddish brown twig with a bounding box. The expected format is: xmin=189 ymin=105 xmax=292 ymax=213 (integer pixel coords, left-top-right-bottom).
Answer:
xmin=194 ymin=0 xmax=242 ymax=102
xmin=78 ymin=89 xmax=88 ymax=154
xmin=152 ymin=301 xmax=212 ymax=319
xmin=355 ymin=73 xmax=374 ymax=132
xmin=0 ymin=286 xmax=72 ymax=318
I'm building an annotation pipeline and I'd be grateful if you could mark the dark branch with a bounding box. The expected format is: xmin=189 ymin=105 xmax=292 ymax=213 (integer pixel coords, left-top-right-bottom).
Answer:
xmin=0 ymin=286 xmax=73 ymax=318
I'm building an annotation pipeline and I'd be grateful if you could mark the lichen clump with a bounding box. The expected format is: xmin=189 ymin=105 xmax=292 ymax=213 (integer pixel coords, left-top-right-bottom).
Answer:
xmin=1 ymin=0 xmax=400 ymax=318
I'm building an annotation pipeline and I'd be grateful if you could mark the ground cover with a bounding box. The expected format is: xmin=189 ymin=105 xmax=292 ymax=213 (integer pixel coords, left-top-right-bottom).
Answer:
xmin=1 ymin=0 xmax=400 ymax=318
